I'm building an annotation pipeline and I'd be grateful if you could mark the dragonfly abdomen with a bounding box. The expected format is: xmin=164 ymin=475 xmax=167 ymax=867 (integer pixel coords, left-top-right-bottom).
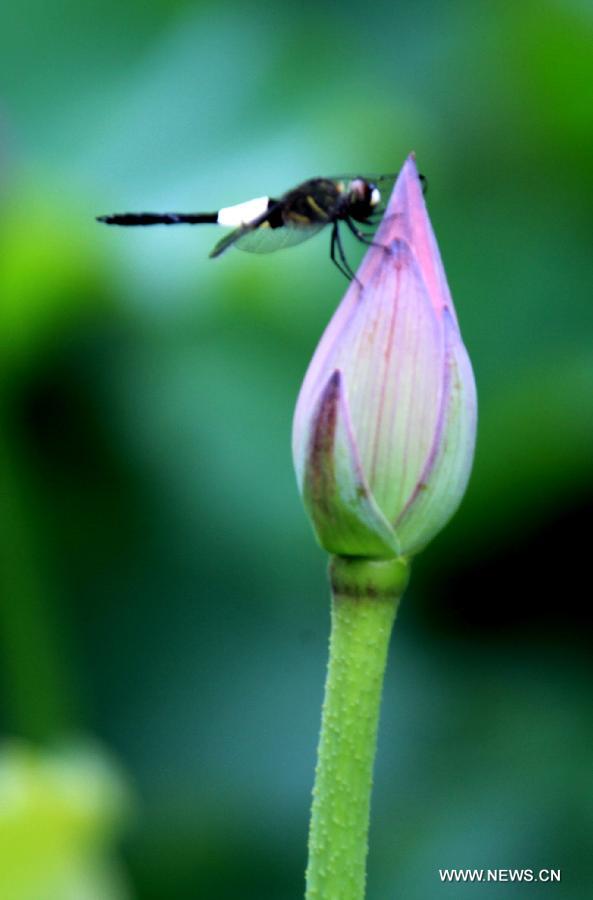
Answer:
xmin=97 ymin=212 xmax=218 ymax=226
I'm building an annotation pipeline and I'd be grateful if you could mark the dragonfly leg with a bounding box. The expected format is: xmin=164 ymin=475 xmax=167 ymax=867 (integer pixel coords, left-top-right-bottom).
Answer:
xmin=344 ymin=216 xmax=384 ymax=247
xmin=334 ymin=223 xmax=361 ymax=282
xmin=330 ymin=223 xmax=356 ymax=281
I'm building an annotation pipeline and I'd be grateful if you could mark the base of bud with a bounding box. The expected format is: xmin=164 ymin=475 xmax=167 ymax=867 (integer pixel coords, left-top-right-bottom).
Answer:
xmin=329 ymin=555 xmax=410 ymax=601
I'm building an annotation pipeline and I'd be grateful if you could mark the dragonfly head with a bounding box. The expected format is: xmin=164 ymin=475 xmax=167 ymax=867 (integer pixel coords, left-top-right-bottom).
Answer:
xmin=347 ymin=178 xmax=381 ymax=223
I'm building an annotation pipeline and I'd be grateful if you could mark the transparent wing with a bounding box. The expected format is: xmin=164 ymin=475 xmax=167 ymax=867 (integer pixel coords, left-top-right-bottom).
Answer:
xmin=208 ymin=173 xmax=412 ymax=259
xmin=362 ymin=172 xmax=426 ymax=211
xmin=210 ymin=219 xmax=326 ymax=257
xmin=233 ymin=221 xmax=326 ymax=254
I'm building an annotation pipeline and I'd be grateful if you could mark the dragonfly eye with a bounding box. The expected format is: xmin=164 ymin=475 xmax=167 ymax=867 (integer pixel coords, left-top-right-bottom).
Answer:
xmin=348 ymin=178 xmax=367 ymax=201
xmin=370 ymin=186 xmax=381 ymax=207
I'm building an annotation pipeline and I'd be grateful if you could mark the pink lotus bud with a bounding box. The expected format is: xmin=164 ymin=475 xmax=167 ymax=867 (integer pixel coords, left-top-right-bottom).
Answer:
xmin=292 ymin=155 xmax=477 ymax=558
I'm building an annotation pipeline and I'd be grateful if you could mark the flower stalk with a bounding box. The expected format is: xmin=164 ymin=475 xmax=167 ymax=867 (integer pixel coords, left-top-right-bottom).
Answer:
xmin=305 ymin=556 xmax=409 ymax=900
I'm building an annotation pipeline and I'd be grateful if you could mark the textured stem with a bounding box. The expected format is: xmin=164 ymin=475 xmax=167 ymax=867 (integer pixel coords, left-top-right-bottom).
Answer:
xmin=305 ymin=555 xmax=409 ymax=900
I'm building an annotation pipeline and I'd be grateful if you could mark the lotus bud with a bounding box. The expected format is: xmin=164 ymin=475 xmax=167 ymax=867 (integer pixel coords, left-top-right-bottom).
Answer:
xmin=292 ymin=155 xmax=477 ymax=559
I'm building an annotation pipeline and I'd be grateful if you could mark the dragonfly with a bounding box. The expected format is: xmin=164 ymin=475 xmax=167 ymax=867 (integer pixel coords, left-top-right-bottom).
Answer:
xmin=97 ymin=172 xmax=425 ymax=280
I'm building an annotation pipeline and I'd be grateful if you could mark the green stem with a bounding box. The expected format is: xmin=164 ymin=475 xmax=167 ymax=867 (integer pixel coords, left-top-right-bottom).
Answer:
xmin=305 ymin=555 xmax=409 ymax=900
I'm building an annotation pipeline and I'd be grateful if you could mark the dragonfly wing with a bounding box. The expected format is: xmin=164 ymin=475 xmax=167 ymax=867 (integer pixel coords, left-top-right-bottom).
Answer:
xmin=209 ymin=203 xmax=273 ymax=258
xmin=209 ymin=225 xmax=248 ymax=258
xmin=232 ymin=220 xmax=326 ymax=254
xmin=210 ymin=217 xmax=325 ymax=258
xmin=208 ymin=173 xmax=409 ymax=260
xmin=363 ymin=172 xmax=425 ymax=213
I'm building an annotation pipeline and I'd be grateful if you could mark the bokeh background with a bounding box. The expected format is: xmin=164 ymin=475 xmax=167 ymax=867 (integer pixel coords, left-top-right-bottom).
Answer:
xmin=1 ymin=0 xmax=592 ymax=897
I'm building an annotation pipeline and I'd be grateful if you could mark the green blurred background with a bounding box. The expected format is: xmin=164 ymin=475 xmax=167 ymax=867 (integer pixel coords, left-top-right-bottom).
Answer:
xmin=1 ymin=0 xmax=592 ymax=897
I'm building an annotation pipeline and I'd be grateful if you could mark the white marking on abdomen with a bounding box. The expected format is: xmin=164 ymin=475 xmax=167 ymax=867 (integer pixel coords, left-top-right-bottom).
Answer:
xmin=217 ymin=196 xmax=269 ymax=226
